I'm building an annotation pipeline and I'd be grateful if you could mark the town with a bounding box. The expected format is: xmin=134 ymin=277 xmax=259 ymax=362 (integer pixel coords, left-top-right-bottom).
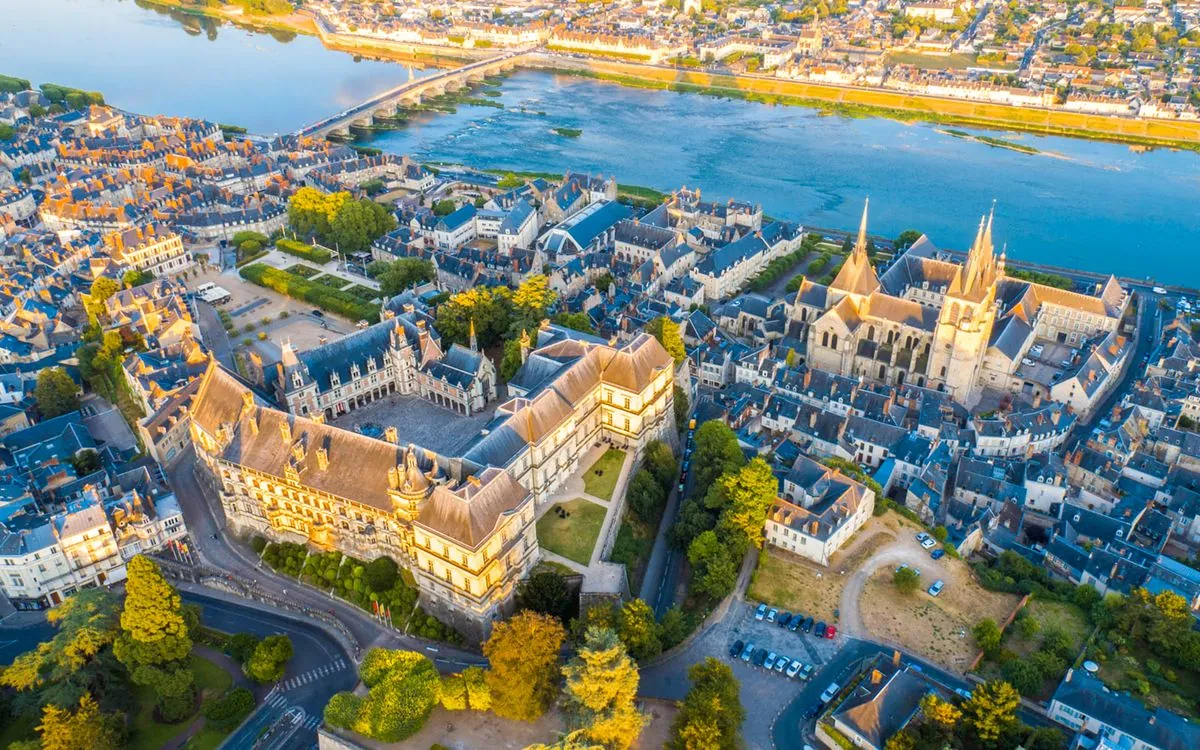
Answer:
xmin=285 ymin=0 xmax=1200 ymax=127
xmin=0 ymin=74 xmax=1198 ymax=750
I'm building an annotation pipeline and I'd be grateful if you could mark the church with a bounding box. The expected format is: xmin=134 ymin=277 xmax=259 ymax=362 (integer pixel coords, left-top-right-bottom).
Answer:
xmin=792 ymin=201 xmax=1130 ymax=409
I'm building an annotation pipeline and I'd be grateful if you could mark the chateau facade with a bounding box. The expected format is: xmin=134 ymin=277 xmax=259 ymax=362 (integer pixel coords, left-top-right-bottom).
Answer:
xmin=189 ymin=329 xmax=675 ymax=640
xmin=794 ymin=202 xmax=1129 ymax=409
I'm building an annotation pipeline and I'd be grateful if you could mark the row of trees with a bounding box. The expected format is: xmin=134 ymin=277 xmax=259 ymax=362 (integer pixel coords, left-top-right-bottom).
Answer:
xmin=239 ymin=263 xmax=379 ymax=323
xmin=885 ymin=680 xmax=1064 ymax=750
xmin=366 ymin=258 xmax=436 ymax=297
xmin=287 ymin=186 xmax=397 ymax=254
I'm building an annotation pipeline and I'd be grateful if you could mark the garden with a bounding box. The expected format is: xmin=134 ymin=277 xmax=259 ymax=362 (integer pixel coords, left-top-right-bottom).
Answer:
xmin=582 ymin=448 xmax=625 ymax=501
xmin=239 ymin=262 xmax=380 ymax=323
xmin=276 ymin=238 xmax=333 ymax=264
xmin=536 ymin=499 xmax=607 ymax=566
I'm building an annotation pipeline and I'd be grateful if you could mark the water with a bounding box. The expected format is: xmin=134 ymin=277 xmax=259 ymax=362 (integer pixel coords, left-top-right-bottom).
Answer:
xmin=4 ymin=0 xmax=1200 ymax=284
xmin=0 ymin=0 xmax=424 ymax=135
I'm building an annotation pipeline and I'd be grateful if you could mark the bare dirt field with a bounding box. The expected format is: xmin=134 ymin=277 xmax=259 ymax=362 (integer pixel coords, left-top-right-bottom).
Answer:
xmin=859 ymin=559 xmax=1019 ymax=673
xmin=748 ymin=515 xmax=900 ymax=622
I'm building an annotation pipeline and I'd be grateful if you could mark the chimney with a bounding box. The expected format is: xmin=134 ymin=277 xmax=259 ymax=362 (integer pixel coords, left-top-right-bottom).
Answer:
xmin=388 ymin=466 xmax=400 ymax=489
xmin=810 ymin=410 xmax=818 ymax=429
xmin=279 ymin=418 xmax=291 ymax=443
xmin=385 ymin=425 xmax=399 ymax=443
xmin=316 ymin=448 xmax=329 ymax=471
xmin=871 ymin=669 xmax=883 ymax=685
xmin=1031 ymin=390 xmax=1042 ymax=408
xmin=311 ymin=412 xmax=325 ymax=425
xmin=893 ymin=650 xmax=901 ymax=667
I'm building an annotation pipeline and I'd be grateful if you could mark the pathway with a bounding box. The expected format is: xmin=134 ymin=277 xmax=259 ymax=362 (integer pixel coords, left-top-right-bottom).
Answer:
xmin=837 ymin=536 xmax=950 ymax=639
xmin=160 ymin=645 xmax=252 ymax=750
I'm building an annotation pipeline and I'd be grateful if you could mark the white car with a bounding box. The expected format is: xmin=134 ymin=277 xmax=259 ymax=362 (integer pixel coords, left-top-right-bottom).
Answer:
xmin=928 ymin=579 xmax=945 ymax=597
xmin=1153 ymin=286 xmax=1167 ymax=294
xmin=786 ymin=659 xmax=803 ymax=678
xmin=820 ymin=682 xmax=841 ymax=703
xmin=920 ymin=537 xmax=937 ymax=550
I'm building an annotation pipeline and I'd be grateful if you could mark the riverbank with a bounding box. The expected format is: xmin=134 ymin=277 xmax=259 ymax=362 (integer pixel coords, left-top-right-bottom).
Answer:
xmin=521 ymin=55 xmax=1200 ymax=153
xmin=476 ymin=167 xmax=667 ymax=207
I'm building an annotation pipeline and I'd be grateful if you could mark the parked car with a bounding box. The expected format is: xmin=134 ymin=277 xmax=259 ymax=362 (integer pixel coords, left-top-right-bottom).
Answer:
xmin=752 ymin=648 xmax=767 ymax=666
xmin=954 ymin=687 xmax=973 ymax=700
xmin=911 ymin=568 xmax=922 ymax=578
xmin=802 ymin=616 xmax=815 ymax=633
xmin=766 ymin=607 xmax=778 ymax=624
xmin=820 ymin=682 xmax=841 ymax=703
xmin=920 ymin=537 xmax=937 ymax=550
xmin=778 ymin=612 xmax=792 ymax=628
xmin=825 ymin=625 xmax=838 ymax=639
xmin=741 ymin=642 xmax=755 ymax=661
xmin=754 ymin=603 xmax=767 ymax=621
xmin=764 ymin=651 xmax=778 ymax=669
xmin=1153 ymin=286 xmax=1167 ymax=295
xmin=928 ymin=579 xmax=945 ymax=597
xmin=788 ymin=613 xmax=803 ymax=632
xmin=774 ymin=656 xmax=789 ymax=674
xmin=786 ymin=659 xmax=802 ymax=678
xmin=915 ymin=531 xmax=929 ymax=543
xmin=729 ymin=639 xmax=744 ymax=658
xmin=895 ymin=563 xmax=909 ymax=573
xmin=310 ymin=309 xmax=325 ymax=318
xmin=815 ymin=621 xmax=827 ymax=637
xmin=930 ymin=549 xmax=946 ymax=560
xmin=799 ymin=663 xmax=814 ymax=681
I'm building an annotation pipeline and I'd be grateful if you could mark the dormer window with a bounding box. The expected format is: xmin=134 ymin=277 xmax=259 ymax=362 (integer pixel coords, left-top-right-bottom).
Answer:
xmin=292 ymin=372 xmax=303 ymax=389
xmin=351 ymin=363 xmax=361 ymax=379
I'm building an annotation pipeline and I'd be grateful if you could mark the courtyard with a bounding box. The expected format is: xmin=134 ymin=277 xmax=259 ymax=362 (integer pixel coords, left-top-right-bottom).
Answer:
xmin=329 ymin=393 xmax=496 ymax=456
xmin=536 ymin=498 xmax=608 ymax=567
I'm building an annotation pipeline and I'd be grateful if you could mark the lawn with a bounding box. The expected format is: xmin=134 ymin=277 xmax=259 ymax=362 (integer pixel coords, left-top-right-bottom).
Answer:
xmin=308 ymin=274 xmax=351 ymax=290
xmin=885 ymin=51 xmax=980 ymax=70
xmin=284 ymin=264 xmax=320 ymax=278
xmin=749 ymin=520 xmax=897 ymax=621
xmin=344 ymin=284 xmax=381 ymax=301
xmin=609 ymin=513 xmax=655 ymax=592
xmin=583 ymin=449 xmax=626 ymax=501
xmin=536 ymin=498 xmax=607 ymax=566
xmin=130 ymin=654 xmax=233 ymax=750
xmin=1010 ymin=600 xmax=1090 ymax=658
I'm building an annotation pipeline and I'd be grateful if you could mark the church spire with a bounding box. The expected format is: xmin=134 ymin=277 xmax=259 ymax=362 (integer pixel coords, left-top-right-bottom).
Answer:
xmin=854 ymin=197 xmax=869 ymax=257
xmin=828 ymin=197 xmax=880 ymax=298
xmin=469 ymin=318 xmax=478 ymax=353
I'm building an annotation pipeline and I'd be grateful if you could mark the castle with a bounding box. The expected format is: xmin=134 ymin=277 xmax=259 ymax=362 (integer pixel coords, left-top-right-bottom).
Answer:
xmin=793 ymin=201 xmax=1130 ymax=409
xmin=188 ymin=326 xmax=675 ymax=641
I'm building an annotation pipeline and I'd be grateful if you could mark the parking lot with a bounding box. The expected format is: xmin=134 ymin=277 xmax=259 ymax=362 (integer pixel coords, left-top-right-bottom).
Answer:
xmin=642 ymin=599 xmax=844 ymax=750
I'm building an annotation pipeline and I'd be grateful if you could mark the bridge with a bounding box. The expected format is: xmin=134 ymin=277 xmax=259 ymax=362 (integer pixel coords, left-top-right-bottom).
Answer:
xmin=296 ymin=52 xmax=528 ymax=139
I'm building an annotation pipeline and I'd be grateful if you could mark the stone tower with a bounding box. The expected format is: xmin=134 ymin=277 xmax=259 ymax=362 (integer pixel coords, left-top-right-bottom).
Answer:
xmin=928 ymin=212 xmax=1000 ymax=408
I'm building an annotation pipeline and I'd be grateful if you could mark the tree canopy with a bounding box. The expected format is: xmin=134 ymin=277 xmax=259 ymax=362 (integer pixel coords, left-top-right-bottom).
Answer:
xmin=35 ymin=368 xmax=80 ymax=419
xmin=287 ymin=187 xmax=396 ymax=253
xmin=518 ymin=569 xmax=576 ymax=624
xmin=368 ymin=258 xmax=434 ymax=297
xmin=483 ymin=611 xmax=566 ymax=721
xmin=669 ymin=657 xmax=743 ymax=750
xmin=561 ymin=627 xmax=646 ymax=750
xmin=646 ymin=316 xmax=686 ymax=364
xmin=243 ymin=635 xmax=293 ymax=683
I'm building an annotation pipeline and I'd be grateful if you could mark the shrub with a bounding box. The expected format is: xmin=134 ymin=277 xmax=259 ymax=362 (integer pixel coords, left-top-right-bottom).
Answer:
xmin=324 ymin=692 xmax=361 ymax=729
xmin=440 ymin=673 xmax=467 ymax=710
xmin=257 ymin=332 xmax=267 ymax=341
xmin=276 ymin=238 xmax=333 ymax=264
xmin=229 ymin=632 xmax=260 ymax=665
xmin=240 ymin=263 xmax=379 ymax=323
xmin=250 ymin=535 xmax=268 ymax=555
xmin=203 ymin=687 xmax=255 ymax=728
xmin=462 ymin=666 xmax=490 ymax=711
xmin=893 ymin=567 xmax=920 ymax=594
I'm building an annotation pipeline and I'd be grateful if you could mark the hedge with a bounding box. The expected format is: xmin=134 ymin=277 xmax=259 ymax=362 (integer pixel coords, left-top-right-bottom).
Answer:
xmin=239 ymin=263 xmax=379 ymax=323
xmin=203 ymin=687 xmax=255 ymax=728
xmin=276 ymin=238 xmax=333 ymax=264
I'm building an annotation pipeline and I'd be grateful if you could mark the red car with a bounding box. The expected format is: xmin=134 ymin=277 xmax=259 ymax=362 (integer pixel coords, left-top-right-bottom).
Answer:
xmin=825 ymin=625 xmax=837 ymax=639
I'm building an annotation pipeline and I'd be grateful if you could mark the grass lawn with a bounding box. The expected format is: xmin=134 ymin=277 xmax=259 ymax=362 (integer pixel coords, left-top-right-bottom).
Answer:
xmin=1013 ymin=601 xmax=1090 ymax=657
xmin=583 ymin=449 xmax=626 ymax=501
xmin=536 ymin=498 xmax=607 ymax=566
xmin=182 ymin=724 xmax=231 ymax=750
xmin=130 ymin=654 xmax=233 ymax=750
xmin=308 ymin=274 xmax=351 ymax=290
xmin=884 ymin=51 xmax=979 ymax=70
xmin=344 ymin=284 xmax=381 ymax=301
xmin=609 ymin=513 xmax=656 ymax=592
xmin=532 ymin=559 xmax=578 ymax=576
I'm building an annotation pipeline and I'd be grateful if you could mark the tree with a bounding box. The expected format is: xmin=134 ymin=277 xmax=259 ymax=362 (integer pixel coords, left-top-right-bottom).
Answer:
xmin=643 ymin=440 xmax=677 ymax=490
xmin=895 ymin=230 xmax=922 ymax=249
xmin=440 ymin=673 xmax=468 ymax=710
xmin=893 ymin=567 xmax=921 ymax=595
xmin=432 ymin=199 xmax=457 ymax=216
xmin=364 ymin=556 xmax=399 ymax=592
xmin=501 ymin=336 xmax=525 ymax=380
xmin=244 ymin=635 xmax=293 ymax=683
xmin=497 ymin=172 xmax=525 ymax=189
xmin=714 ymin=458 xmax=777 ymax=550
xmin=645 ymin=316 xmax=685 ymax=364
xmin=972 ymin=618 xmax=1003 ymax=656
xmin=561 ymin=627 xmax=646 ymax=750
xmin=553 ymin=311 xmax=595 ymax=334
xmin=203 ymin=687 xmax=255 ymax=728
xmin=1001 ymin=659 xmax=1043 ymax=696
xmin=673 ymin=385 xmax=689 ymax=431
xmin=484 ymin=611 xmax=566 ymax=721
xmin=671 ymin=496 xmax=716 ymax=551
xmin=462 ymin=665 xmax=490 ymax=711
xmin=885 ymin=730 xmax=916 ymax=750
xmin=349 ymin=649 xmax=440 ymax=741
xmin=932 ymin=525 xmax=948 ymax=542
xmin=594 ymin=272 xmax=615 ymax=294
xmin=616 ymin=599 xmax=662 ymax=661
xmin=518 ymin=569 xmax=575 ymax=624
xmin=35 ymin=368 xmax=80 ymax=418
xmin=113 ymin=556 xmax=195 ymax=721
xmin=36 ymin=693 xmax=124 ymax=750
xmin=435 ymin=286 xmax=513 ymax=348
xmin=512 ymin=275 xmax=557 ymax=330
xmin=691 ymin=421 xmax=744 ymax=493
xmin=369 ymin=259 xmax=434 ymax=297
xmin=687 ymin=531 xmax=738 ymax=599
xmin=920 ymin=693 xmax=961 ymax=730
xmin=85 ymin=276 xmax=120 ymax=323
xmin=669 ymin=658 xmax=742 ymax=750
xmin=961 ymin=680 xmax=1021 ymax=744
xmin=627 ymin=470 xmax=666 ymax=523
xmin=122 ymin=269 xmax=154 ymax=288
xmin=329 ymin=197 xmax=397 ymax=254
xmin=228 ymin=633 xmax=260 ymax=665
xmin=1024 ymin=726 xmax=1067 ymax=750
xmin=288 ymin=186 xmax=345 ymax=239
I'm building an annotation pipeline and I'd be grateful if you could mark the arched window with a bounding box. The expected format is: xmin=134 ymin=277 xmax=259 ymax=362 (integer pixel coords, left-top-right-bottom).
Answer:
xmin=878 ymin=365 xmax=886 ymax=379
xmin=822 ymin=331 xmax=829 ymax=348
xmin=868 ymin=325 xmax=876 ymax=341
xmin=831 ymin=334 xmax=839 ymax=349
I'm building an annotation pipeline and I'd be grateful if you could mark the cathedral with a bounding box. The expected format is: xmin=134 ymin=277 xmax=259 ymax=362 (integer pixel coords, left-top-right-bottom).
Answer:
xmin=792 ymin=201 xmax=1130 ymax=409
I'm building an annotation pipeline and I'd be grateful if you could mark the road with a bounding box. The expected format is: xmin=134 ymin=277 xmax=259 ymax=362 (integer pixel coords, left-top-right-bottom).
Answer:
xmin=185 ymin=591 xmax=357 ymax=750
xmin=196 ymin=300 xmax=236 ymax=370
xmin=167 ymin=451 xmax=487 ymax=669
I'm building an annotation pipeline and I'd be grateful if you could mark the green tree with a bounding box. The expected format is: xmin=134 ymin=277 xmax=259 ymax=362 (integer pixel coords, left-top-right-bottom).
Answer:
xmin=972 ymin=618 xmax=1003 ymax=656
xmin=895 ymin=229 xmax=922 ymax=249
xmin=627 ymin=470 xmax=666 ymax=523
xmin=122 ymin=269 xmax=154 ymax=288
xmin=1001 ymin=659 xmax=1043 ymax=696
xmin=643 ymin=440 xmax=678 ymax=490
xmin=961 ymin=680 xmax=1021 ymax=744
xmin=669 ymin=657 xmax=742 ymax=750
xmin=244 ymin=635 xmax=293 ymax=683
xmin=203 ymin=687 xmax=255 ymax=728
xmin=501 ymin=336 xmax=525 ymax=380
xmin=645 ymin=316 xmax=686 ymax=364
xmin=1024 ymin=726 xmax=1067 ymax=750
xmin=687 ymin=530 xmax=738 ymax=599
xmin=463 ymin=665 xmax=490 ymax=711
xmin=497 ymin=172 xmax=525 ymax=189
xmin=484 ymin=611 xmax=566 ymax=721
xmin=714 ymin=458 xmax=777 ymax=550
xmin=518 ymin=569 xmax=575 ymax=624
xmin=364 ymin=556 xmax=398 ymax=592
xmin=35 ymin=368 xmax=80 ymax=418
xmin=112 ymin=556 xmax=195 ymax=721
xmin=435 ymin=286 xmax=513 ymax=348
xmin=369 ymin=259 xmax=434 ymax=297
xmin=85 ymin=276 xmax=121 ymax=323
xmin=893 ymin=567 xmax=921 ymax=595
xmin=932 ymin=525 xmax=948 ymax=542
xmin=329 ymin=197 xmax=397 ymax=254
xmin=673 ymin=385 xmax=689 ymax=431
xmin=691 ymin=421 xmax=744 ymax=494
xmin=616 ymin=599 xmax=662 ymax=661
xmin=432 ymin=199 xmax=457 ymax=216
xmin=561 ymin=627 xmax=646 ymax=750
xmin=553 ymin=311 xmax=595 ymax=334
xmin=350 ymin=650 xmax=440 ymax=741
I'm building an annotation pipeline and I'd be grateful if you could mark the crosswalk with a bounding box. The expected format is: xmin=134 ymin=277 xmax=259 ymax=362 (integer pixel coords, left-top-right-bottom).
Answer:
xmin=266 ymin=657 xmax=349 ymax=698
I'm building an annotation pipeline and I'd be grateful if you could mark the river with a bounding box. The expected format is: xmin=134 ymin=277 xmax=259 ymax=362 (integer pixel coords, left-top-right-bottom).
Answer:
xmin=4 ymin=0 xmax=1200 ymax=284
